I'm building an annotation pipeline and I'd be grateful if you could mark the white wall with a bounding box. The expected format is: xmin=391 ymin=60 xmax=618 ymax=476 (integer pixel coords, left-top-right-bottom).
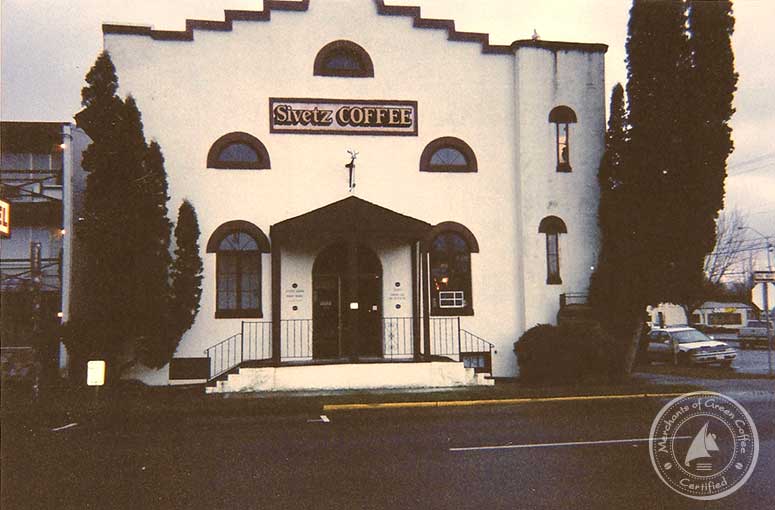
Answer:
xmin=104 ymin=0 xmax=605 ymax=382
xmin=516 ymin=47 xmax=605 ymax=335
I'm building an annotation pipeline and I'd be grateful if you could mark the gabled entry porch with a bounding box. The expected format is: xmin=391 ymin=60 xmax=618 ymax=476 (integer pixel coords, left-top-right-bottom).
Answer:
xmin=204 ymin=196 xmax=494 ymax=391
xmin=269 ymin=196 xmax=433 ymax=365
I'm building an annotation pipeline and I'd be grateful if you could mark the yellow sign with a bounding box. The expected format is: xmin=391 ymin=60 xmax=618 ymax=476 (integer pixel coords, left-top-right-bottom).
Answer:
xmin=0 ymin=199 xmax=9 ymax=236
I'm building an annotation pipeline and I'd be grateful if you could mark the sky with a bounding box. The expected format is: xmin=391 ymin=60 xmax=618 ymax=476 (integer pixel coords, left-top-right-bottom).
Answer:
xmin=1 ymin=0 xmax=773 ymax=270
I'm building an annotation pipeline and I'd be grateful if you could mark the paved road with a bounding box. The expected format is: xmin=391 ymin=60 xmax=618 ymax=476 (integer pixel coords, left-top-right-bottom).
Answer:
xmin=2 ymin=393 xmax=773 ymax=509
xmin=732 ymin=347 xmax=774 ymax=375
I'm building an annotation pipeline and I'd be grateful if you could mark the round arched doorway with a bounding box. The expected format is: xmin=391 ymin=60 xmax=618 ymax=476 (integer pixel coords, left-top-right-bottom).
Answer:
xmin=312 ymin=243 xmax=383 ymax=359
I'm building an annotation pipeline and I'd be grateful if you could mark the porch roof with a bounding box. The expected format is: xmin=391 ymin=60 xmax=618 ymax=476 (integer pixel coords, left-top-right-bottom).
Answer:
xmin=270 ymin=196 xmax=432 ymax=244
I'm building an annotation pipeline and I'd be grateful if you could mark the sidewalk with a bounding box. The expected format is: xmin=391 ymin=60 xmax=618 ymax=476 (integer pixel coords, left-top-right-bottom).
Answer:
xmin=3 ymin=373 xmax=773 ymax=431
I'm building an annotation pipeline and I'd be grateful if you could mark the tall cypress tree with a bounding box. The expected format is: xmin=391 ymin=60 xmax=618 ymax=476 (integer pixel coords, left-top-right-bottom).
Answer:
xmin=626 ymin=0 xmax=692 ymax=308
xmin=69 ymin=52 xmax=183 ymax=380
xmin=589 ymin=83 xmax=643 ymax=377
xmin=168 ymin=200 xmax=204 ymax=360
xmin=69 ymin=52 xmax=137 ymax=379
xmin=133 ymin=137 xmax=173 ymax=368
xmin=678 ymin=0 xmax=738 ymax=314
xmin=591 ymin=0 xmax=737 ymax=377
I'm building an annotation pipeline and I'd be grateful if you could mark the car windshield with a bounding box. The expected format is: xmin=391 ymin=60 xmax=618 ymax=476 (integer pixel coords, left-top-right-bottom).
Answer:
xmin=672 ymin=330 xmax=711 ymax=344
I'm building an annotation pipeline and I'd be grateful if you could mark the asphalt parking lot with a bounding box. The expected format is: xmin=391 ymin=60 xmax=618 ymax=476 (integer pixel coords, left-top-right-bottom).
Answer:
xmin=715 ymin=334 xmax=774 ymax=375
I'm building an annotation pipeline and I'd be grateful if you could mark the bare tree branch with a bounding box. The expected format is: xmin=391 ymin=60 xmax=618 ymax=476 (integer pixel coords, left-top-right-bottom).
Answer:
xmin=704 ymin=208 xmax=748 ymax=284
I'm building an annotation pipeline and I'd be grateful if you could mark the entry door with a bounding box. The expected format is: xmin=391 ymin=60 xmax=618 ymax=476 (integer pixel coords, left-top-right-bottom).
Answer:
xmin=358 ymin=274 xmax=382 ymax=357
xmin=313 ymin=275 xmax=340 ymax=359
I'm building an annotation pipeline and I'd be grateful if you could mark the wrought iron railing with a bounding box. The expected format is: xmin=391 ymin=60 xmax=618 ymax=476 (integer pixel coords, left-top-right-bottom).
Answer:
xmin=280 ymin=319 xmax=313 ymax=359
xmin=205 ymin=316 xmax=496 ymax=380
xmin=204 ymin=333 xmax=243 ymax=380
xmin=382 ymin=317 xmax=416 ymax=358
xmin=0 ymin=258 xmax=61 ymax=292
xmin=560 ymin=292 xmax=589 ymax=308
xmin=460 ymin=329 xmax=495 ymax=374
xmin=242 ymin=320 xmax=272 ymax=361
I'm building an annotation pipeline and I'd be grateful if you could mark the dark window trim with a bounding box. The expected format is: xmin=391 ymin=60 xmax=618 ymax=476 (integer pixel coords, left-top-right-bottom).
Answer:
xmin=419 ymin=137 xmax=478 ymax=173
xmin=538 ymin=215 xmax=567 ymax=234
xmin=548 ymin=105 xmax=577 ymax=124
xmin=426 ymin=228 xmax=477 ymax=317
xmin=206 ymin=132 xmax=271 ymax=169
xmin=208 ymin=221 xmax=269 ymax=319
xmin=545 ymin=233 xmax=562 ymax=285
xmin=548 ymin=105 xmax=577 ymax=173
xmin=207 ymin=220 xmax=271 ymax=253
xmin=313 ymin=40 xmax=375 ymax=78
xmin=422 ymin=221 xmax=480 ymax=253
xmin=539 ymin=216 xmax=566 ymax=285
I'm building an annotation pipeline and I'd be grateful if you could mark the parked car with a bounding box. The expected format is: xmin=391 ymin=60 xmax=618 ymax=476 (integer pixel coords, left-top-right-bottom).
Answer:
xmin=646 ymin=327 xmax=737 ymax=367
xmin=738 ymin=320 xmax=774 ymax=349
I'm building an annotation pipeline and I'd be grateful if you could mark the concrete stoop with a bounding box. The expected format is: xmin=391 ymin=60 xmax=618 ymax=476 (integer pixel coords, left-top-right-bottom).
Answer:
xmin=206 ymin=361 xmax=493 ymax=394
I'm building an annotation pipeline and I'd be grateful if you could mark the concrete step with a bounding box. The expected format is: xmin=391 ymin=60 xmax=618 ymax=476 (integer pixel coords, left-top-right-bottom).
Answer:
xmin=206 ymin=361 xmax=493 ymax=394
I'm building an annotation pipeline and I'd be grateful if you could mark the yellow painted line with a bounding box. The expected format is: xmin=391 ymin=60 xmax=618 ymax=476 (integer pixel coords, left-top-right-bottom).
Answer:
xmin=322 ymin=392 xmax=688 ymax=412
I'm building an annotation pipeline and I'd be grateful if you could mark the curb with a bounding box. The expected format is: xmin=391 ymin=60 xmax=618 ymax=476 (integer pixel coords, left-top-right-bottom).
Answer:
xmin=322 ymin=391 xmax=689 ymax=412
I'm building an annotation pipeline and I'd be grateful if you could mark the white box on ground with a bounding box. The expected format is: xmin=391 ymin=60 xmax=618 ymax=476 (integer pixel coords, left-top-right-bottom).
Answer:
xmin=87 ymin=360 xmax=106 ymax=386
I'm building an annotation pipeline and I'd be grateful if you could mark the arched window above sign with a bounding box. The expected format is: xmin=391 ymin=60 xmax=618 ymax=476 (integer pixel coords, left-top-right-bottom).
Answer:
xmin=420 ymin=137 xmax=478 ymax=173
xmin=548 ymin=106 xmax=577 ymax=172
xmin=207 ymin=132 xmax=271 ymax=170
xmin=314 ymin=40 xmax=375 ymax=78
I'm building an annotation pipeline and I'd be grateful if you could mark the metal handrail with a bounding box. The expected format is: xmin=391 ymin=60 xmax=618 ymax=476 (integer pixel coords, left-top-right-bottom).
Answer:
xmin=204 ymin=316 xmax=498 ymax=380
xmin=203 ymin=333 xmax=242 ymax=380
xmin=460 ymin=329 xmax=495 ymax=353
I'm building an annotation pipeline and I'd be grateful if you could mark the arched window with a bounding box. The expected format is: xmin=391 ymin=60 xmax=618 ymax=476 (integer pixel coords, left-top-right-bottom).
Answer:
xmin=538 ymin=216 xmax=567 ymax=285
xmin=420 ymin=137 xmax=478 ymax=173
xmin=207 ymin=221 xmax=270 ymax=318
xmin=548 ymin=106 xmax=577 ymax=172
xmin=314 ymin=40 xmax=374 ymax=78
xmin=427 ymin=223 xmax=478 ymax=316
xmin=207 ymin=132 xmax=271 ymax=170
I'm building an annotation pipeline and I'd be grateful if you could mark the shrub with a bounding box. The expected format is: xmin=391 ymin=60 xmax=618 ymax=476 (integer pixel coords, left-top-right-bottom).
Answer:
xmin=514 ymin=322 xmax=614 ymax=384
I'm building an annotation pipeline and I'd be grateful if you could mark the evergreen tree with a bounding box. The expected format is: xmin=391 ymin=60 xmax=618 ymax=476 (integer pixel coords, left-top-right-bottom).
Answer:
xmin=68 ymin=52 xmax=137 ymax=379
xmin=133 ymin=138 xmax=173 ymax=368
xmin=625 ymin=0 xmax=692 ymax=308
xmin=589 ymin=83 xmax=643 ymax=377
xmin=591 ymin=1 xmax=736 ymax=377
xmin=679 ymin=0 xmax=738 ymax=313
xmin=68 ymin=52 xmax=183 ymax=379
xmin=168 ymin=200 xmax=204 ymax=360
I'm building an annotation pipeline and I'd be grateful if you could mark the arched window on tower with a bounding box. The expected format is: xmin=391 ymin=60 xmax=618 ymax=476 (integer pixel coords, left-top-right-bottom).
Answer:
xmin=538 ymin=216 xmax=568 ymax=285
xmin=548 ymin=106 xmax=577 ymax=172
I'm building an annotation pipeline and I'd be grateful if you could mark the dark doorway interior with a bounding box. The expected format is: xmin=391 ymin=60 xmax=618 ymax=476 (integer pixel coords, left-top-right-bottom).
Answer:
xmin=312 ymin=243 xmax=382 ymax=359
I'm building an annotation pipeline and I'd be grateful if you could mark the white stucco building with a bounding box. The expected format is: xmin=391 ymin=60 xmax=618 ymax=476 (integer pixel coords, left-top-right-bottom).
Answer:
xmin=102 ymin=0 xmax=607 ymax=391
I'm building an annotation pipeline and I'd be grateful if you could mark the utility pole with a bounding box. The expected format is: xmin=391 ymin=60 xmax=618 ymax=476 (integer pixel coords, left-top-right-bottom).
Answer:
xmin=741 ymin=226 xmax=773 ymax=378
